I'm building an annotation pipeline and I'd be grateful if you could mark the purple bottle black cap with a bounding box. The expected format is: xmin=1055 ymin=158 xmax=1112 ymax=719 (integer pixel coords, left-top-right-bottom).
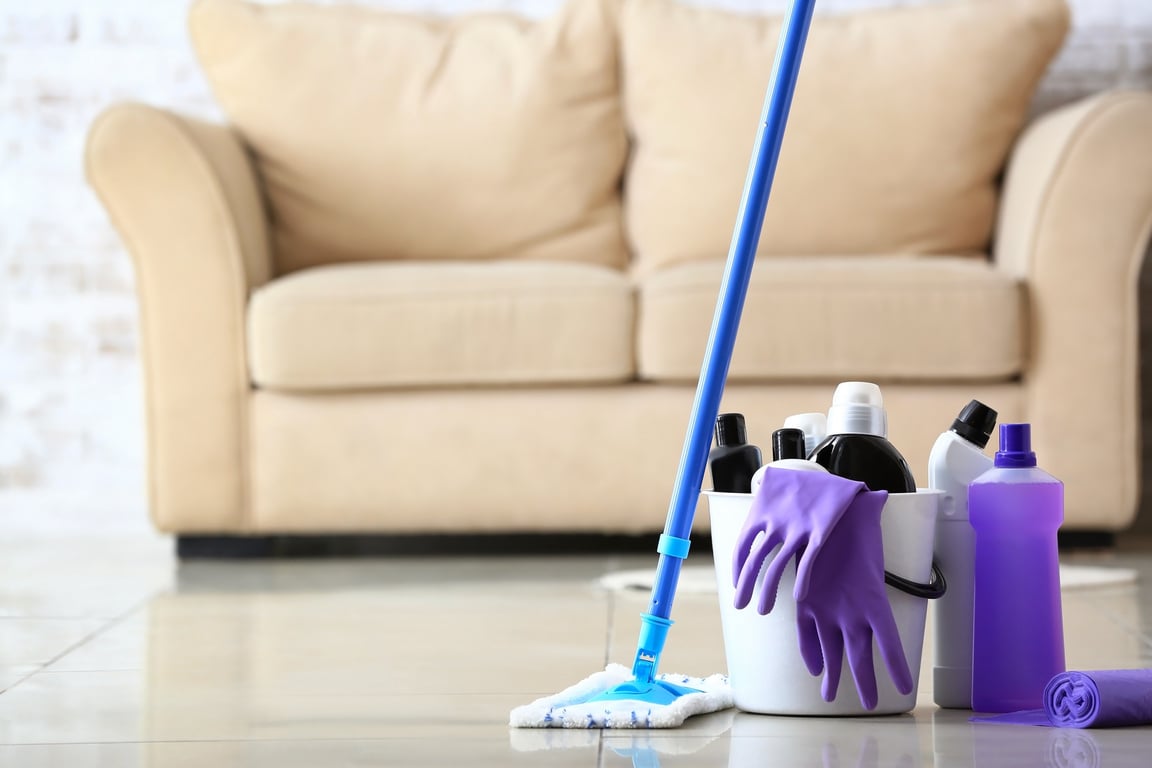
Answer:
xmin=995 ymin=423 xmax=1037 ymax=468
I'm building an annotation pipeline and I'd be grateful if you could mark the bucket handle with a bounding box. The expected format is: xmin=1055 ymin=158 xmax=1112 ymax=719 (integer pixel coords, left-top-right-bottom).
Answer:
xmin=885 ymin=561 xmax=947 ymax=600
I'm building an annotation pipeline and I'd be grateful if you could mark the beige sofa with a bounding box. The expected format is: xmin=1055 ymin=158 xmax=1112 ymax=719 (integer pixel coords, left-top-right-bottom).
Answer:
xmin=86 ymin=0 xmax=1152 ymax=539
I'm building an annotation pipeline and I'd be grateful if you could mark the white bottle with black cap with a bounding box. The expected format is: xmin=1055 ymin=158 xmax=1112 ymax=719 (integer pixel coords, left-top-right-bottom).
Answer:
xmin=928 ymin=399 xmax=997 ymax=709
xmin=809 ymin=382 xmax=916 ymax=493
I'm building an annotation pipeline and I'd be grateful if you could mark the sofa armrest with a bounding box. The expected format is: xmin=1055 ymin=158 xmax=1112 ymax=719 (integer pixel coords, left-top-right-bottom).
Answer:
xmin=85 ymin=103 xmax=273 ymax=533
xmin=995 ymin=90 xmax=1152 ymax=530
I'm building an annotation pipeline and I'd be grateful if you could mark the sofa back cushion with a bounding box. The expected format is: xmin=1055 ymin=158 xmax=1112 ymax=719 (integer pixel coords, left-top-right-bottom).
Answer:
xmin=621 ymin=0 xmax=1069 ymax=272
xmin=190 ymin=0 xmax=628 ymax=274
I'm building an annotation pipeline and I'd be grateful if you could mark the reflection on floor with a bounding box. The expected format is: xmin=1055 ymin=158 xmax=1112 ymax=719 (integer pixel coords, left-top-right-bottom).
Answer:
xmin=0 ymin=533 xmax=1150 ymax=766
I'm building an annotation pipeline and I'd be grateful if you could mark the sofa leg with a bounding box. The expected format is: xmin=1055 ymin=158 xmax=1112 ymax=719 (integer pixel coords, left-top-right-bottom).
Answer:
xmin=176 ymin=535 xmax=277 ymax=559
xmin=1057 ymin=531 xmax=1115 ymax=550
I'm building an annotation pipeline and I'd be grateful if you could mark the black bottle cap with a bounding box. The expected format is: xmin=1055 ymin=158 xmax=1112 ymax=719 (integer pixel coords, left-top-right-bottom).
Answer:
xmin=949 ymin=400 xmax=998 ymax=449
xmin=714 ymin=413 xmax=749 ymax=447
xmin=772 ymin=428 xmax=807 ymax=461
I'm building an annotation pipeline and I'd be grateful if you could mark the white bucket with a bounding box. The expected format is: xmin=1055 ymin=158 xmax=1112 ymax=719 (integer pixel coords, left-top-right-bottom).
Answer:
xmin=707 ymin=488 xmax=941 ymax=715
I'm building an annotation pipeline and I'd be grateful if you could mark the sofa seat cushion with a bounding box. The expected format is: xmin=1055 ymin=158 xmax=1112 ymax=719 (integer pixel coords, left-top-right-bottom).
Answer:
xmin=638 ymin=257 xmax=1025 ymax=382
xmin=249 ymin=261 xmax=635 ymax=390
xmin=190 ymin=0 xmax=627 ymax=274
xmin=620 ymin=0 xmax=1069 ymax=272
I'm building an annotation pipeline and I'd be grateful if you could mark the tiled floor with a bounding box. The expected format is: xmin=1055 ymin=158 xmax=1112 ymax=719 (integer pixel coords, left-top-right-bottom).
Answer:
xmin=1 ymin=533 xmax=1151 ymax=766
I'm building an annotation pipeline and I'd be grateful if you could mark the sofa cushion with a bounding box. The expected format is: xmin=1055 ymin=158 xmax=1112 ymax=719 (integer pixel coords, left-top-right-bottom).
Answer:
xmin=638 ymin=257 xmax=1024 ymax=382
xmin=248 ymin=261 xmax=635 ymax=390
xmin=189 ymin=0 xmax=627 ymax=274
xmin=620 ymin=0 xmax=1069 ymax=272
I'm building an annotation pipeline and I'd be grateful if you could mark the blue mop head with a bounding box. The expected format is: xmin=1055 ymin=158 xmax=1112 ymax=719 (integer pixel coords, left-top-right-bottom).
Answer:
xmin=509 ymin=664 xmax=732 ymax=728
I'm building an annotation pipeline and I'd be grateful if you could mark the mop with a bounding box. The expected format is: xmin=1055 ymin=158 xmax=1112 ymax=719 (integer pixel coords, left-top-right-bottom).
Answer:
xmin=510 ymin=0 xmax=818 ymax=729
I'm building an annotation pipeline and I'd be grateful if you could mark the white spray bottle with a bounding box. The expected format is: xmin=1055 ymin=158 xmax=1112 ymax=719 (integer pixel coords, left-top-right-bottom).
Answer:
xmin=928 ymin=399 xmax=997 ymax=709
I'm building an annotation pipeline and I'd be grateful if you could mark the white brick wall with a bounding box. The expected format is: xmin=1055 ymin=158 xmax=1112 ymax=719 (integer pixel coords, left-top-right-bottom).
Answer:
xmin=2 ymin=0 xmax=1150 ymax=533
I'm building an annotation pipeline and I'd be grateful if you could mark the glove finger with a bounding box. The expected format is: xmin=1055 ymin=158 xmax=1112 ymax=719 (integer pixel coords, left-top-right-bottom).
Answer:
xmin=872 ymin=610 xmax=914 ymax=695
xmin=756 ymin=537 xmax=804 ymax=615
xmin=735 ymin=486 xmax=782 ymax=557
xmin=792 ymin=531 xmax=825 ymax=602
xmin=817 ymin=622 xmax=845 ymax=703
xmin=796 ymin=612 xmax=825 ymax=676
xmin=733 ymin=530 xmax=782 ymax=610
xmin=731 ymin=523 xmax=762 ymax=586
xmin=732 ymin=519 xmax=775 ymax=587
xmin=845 ymin=625 xmax=879 ymax=710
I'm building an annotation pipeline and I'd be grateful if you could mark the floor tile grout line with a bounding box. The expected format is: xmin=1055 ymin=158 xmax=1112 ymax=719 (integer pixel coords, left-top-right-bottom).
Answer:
xmin=0 ymin=589 xmax=164 ymax=697
xmin=603 ymin=588 xmax=616 ymax=669
xmin=599 ymin=564 xmax=612 ymax=765
xmin=1101 ymin=611 xmax=1152 ymax=645
xmin=1065 ymin=592 xmax=1152 ymax=645
xmin=0 ymin=616 xmax=129 ymax=622
xmin=0 ymin=734 xmax=563 ymax=747
xmin=0 ymin=740 xmax=502 ymax=750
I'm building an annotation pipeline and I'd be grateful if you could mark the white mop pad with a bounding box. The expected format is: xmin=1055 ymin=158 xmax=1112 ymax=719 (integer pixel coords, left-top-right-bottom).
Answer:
xmin=509 ymin=663 xmax=733 ymax=728
xmin=509 ymin=708 xmax=735 ymax=753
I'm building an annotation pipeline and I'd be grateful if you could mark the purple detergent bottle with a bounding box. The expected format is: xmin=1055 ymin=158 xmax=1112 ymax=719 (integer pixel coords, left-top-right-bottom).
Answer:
xmin=969 ymin=423 xmax=1065 ymax=713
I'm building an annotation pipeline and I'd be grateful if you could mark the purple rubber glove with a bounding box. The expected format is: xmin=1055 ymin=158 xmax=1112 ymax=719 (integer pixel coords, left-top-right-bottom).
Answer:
xmin=732 ymin=467 xmax=869 ymax=614
xmin=795 ymin=489 xmax=914 ymax=709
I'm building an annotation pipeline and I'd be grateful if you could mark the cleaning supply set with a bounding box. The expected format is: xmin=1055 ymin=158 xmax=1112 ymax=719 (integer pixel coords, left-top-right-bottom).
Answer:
xmin=709 ymin=400 xmax=1074 ymax=719
xmin=511 ymin=0 xmax=1081 ymax=730
xmin=927 ymin=409 xmax=1069 ymax=717
xmin=711 ymin=381 xmax=943 ymax=715
xmin=515 ymin=372 xmax=1074 ymax=725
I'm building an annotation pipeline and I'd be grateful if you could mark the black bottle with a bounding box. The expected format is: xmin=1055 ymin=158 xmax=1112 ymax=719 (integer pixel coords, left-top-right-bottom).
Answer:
xmin=772 ymin=428 xmax=808 ymax=462
xmin=809 ymin=382 xmax=916 ymax=493
xmin=709 ymin=413 xmax=763 ymax=493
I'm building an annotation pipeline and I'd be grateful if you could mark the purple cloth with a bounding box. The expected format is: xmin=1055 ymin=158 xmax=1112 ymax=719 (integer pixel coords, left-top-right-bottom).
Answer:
xmin=971 ymin=669 xmax=1152 ymax=729
xmin=1045 ymin=670 xmax=1152 ymax=728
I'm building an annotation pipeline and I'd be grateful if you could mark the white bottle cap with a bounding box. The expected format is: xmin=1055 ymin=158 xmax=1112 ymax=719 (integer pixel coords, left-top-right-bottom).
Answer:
xmin=783 ymin=412 xmax=828 ymax=456
xmin=826 ymin=381 xmax=887 ymax=437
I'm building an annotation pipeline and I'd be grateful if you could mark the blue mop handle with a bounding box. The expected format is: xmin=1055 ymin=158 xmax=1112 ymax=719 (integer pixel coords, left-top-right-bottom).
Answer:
xmin=633 ymin=0 xmax=818 ymax=684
